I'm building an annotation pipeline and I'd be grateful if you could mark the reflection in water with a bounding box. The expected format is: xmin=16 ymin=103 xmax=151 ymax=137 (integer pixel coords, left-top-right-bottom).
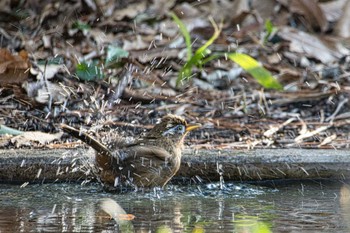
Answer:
xmin=340 ymin=184 xmax=350 ymax=232
xmin=0 ymin=180 xmax=349 ymax=232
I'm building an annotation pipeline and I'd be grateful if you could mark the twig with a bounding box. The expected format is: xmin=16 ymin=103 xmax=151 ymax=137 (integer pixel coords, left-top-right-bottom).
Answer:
xmin=325 ymin=98 xmax=348 ymax=122
xmin=108 ymin=64 xmax=134 ymax=105
xmin=295 ymin=125 xmax=331 ymax=143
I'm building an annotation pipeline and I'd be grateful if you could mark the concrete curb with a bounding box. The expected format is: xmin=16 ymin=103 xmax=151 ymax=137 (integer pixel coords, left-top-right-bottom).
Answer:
xmin=0 ymin=148 xmax=349 ymax=183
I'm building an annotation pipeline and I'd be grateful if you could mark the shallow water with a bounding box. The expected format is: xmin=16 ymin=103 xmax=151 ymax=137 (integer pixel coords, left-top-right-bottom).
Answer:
xmin=0 ymin=180 xmax=349 ymax=232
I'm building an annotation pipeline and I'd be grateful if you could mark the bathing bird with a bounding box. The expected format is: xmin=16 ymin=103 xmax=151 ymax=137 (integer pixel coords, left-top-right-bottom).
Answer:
xmin=61 ymin=114 xmax=200 ymax=190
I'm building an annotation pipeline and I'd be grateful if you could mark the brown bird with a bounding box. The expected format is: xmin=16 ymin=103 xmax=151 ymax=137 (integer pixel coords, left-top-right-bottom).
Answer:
xmin=61 ymin=115 xmax=200 ymax=191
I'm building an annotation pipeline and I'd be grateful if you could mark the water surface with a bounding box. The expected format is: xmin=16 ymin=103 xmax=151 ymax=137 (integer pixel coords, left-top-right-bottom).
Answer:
xmin=0 ymin=180 xmax=349 ymax=232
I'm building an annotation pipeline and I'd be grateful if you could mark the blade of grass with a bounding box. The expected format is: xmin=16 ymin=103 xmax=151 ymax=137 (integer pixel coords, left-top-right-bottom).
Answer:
xmin=201 ymin=53 xmax=222 ymax=65
xmin=227 ymin=53 xmax=283 ymax=90
xmin=192 ymin=17 xmax=221 ymax=64
xmin=170 ymin=12 xmax=192 ymax=60
xmin=176 ymin=18 xmax=222 ymax=86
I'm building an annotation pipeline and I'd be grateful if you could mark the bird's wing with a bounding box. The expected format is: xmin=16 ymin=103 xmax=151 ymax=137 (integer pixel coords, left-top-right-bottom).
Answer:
xmin=122 ymin=145 xmax=172 ymax=161
xmin=61 ymin=124 xmax=112 ymax=157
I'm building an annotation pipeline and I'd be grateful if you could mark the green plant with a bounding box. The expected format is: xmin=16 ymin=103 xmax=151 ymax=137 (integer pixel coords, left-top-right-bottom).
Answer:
xmin=171 ymin=12 xmax=282 ymax=90
xmin=171 ymin=13 xmax=221 ymax=86
xmin=75 ymin=45 xmax=128 ymax=81
xmin=264 ymin=19 xmax=278 ymax=43
xmin=105 ymin=45 xmax=129 ymax=68
xmin=72 ymin=20 xmax=91 ymax=32
xmin=76 ymin=60 xmax=104 ymax=81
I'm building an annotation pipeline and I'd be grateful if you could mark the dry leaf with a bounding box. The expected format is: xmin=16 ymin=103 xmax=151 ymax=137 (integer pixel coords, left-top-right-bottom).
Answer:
xmin=334 ymin=0 xmax=350 ymax=38
xmin=320 ymin=0 xmax=348 ymax=22
xmin=0 ymin=49 xmax=29 ymax=85
xmin=252 ymin=0 xmax=276 ymax=21
xmin=123 ymin=35 xmax=149 ymax=51
xmin=318 ymin=134 xmax=337 ymax=147
xmin=149 ymin=0 xmax=176 ymax=17
xmin=23 ymin=81 xmax=69 ymax=105
xmin=173 ymin=2 xmax=201 ymax=19
xmin=113 ymin=1 xmax=147 ymax=20
xmin=10 ymin=131 xmax=63 ymax=147
xmin=279 ymin=27 xmax=349 ymax=63
xmin=30 ymin=63 xmax=65 ymax=80
xmin=229 ymin=0 xmax=251 ymax=25
xmin=263 ymin=118 xmax=296 ymax=137
xmin=290 ymin=0 xmax=328 ymax=32
xmin=295 ymin=125 xmax=331 ymax=143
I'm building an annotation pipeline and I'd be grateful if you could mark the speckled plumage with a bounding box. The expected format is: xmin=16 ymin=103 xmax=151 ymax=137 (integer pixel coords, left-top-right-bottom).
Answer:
xmin=61 ymin=114 xmax=200 ymax=191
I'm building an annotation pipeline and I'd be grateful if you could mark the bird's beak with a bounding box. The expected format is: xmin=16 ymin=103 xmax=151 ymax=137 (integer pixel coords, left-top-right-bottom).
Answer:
xmin=186 ymin=123 xmax=201 ymax=132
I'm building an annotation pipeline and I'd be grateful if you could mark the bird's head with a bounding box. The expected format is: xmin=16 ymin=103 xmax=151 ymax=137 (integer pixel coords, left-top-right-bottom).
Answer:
xmin=145 ymin=114 xmax=201 ymax=144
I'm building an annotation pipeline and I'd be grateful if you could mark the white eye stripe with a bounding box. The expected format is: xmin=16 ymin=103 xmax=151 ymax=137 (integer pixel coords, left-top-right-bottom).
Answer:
xmin=162 ymin=124 xmax=185 ymax=136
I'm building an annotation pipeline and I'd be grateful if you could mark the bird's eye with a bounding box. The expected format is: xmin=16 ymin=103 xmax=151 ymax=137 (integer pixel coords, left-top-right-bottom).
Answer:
xmin=176 ymin=125 xmax=185 ymax=133
xmin=162 ymin=124 xmax=186 ymax=136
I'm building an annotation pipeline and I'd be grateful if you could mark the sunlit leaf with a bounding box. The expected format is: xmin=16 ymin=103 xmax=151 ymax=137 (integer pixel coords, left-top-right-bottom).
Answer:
xmin=227 ymin=53 xmax=283 ymax=90
xmin=265 ymin=19 xmax=274 ymax=35
xmin=76 ymin=61 xmax=104 ymax=81
xmin=105 ymin=45 xmax=129 ymax=67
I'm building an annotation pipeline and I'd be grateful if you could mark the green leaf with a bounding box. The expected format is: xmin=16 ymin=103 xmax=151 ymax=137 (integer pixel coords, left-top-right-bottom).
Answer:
xmin=192 ymin=18 xmax=220 ymax=63
xmin=72 ymin=20 xmax=91 ymax=31
xmin=76 ymin=61 xmax=104 ymax=81
xmin=227 ymin=53 xmax=282 ymax=90
xmin=170 ymin=12 xmax=192 ymax=60
xmin=176 ymin=18 xmax=222 ymax=86
xmin=37 ymin=57 xmax=64 ymax=65
xmin=265 ymin=19 xmax=274 ymax=35
xmin=264 ymin=19 xmax=277 ymax=42
xmin=105 ymin=46 xmax=129 ymax=67
xmin=0 ymin=125 xmax=23 ymax=136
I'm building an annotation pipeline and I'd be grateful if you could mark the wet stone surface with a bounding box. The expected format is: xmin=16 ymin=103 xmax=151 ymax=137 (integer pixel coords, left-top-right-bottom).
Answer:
xmin=0 ymin=148 xmax=349 ymax=184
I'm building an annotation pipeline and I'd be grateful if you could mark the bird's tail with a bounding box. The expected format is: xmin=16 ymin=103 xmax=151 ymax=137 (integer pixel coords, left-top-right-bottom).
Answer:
xmin=61 ymin=124 xmax=112 ymax=157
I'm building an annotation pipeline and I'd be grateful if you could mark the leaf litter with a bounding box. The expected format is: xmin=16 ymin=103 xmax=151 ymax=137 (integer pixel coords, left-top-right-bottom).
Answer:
xmin=0 ymin=0 xmax=349 ymax=150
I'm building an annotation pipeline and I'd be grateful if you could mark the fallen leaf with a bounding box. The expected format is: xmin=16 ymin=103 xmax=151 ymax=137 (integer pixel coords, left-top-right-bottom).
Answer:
xmin=320 ymin=0 xmax=348 ymax=22
xmin=279 ymin=27 xmax=349 ymax=63
xmin=290 ymin=0 xmax=328 ymax=32
xmin=113 ymin=1 xmax=147 ymax=20
xmin=0 ymin=49 xmax=29 ymax=85
xmin=31 ymin=63 xmax=65 ymax=80
xmin=229 ymin=0 xmax=251 ymax=25
xmin=334 ymin=0 xmax=350 ymax=38
xmin=10 ymin=131 xmax=63 ymax=147
xmin=318 ymin=134 xmax=337 ymax=147
xmin=148 ymin=0 xmax=176 ymax=18
xmin=295 ymin=125 xmax=331 ymax=143
xmin=173 ymin=2 xmax=201 ymax=19
xmin=23 ymin=81 xmax=69 ymax=105
xmin=264 ymin=118 xmax=296 ymax=137
xmin=251 ymin=0 xmax=277 ymax=21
